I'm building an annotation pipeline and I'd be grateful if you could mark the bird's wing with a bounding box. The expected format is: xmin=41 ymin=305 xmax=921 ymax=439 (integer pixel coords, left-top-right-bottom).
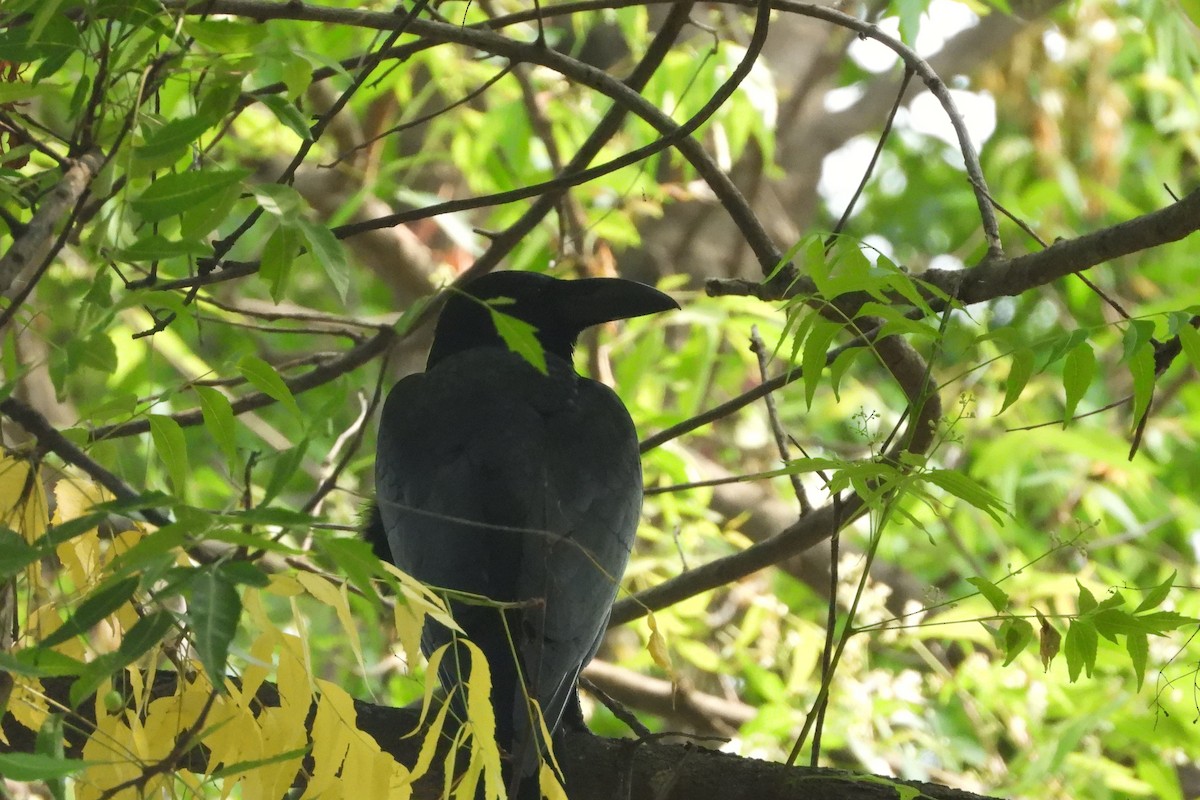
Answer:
xmin=374 ymin=349 xmax=642 ymax=746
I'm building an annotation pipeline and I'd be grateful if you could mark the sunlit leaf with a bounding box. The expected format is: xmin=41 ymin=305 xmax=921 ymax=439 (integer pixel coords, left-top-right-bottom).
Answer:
xmin=194 ymin=386 xmax=238 ymax=472
xmin=1061 ymin=341 xmax=1094 ymax=426
xmin=237 ymin=354 xmax=302 ymax=418
xmin=489 ymin=307 xmax=546 ymax=374
xmin=1134 ymin=570 xmax=1176 ymax=614
xmin=967 ymin=576 xmax=1009 ymax=613
xmin=295 ymin=217 xmax=349 ymax=301
xmin=131 ymin=168 xmax=250 ymax=222
xmin=149 ymin=414 xmax=189 ymax=497
xmin=1064 ymin=618 xmax=1097 ymax=681
xmin=1000 ymin=348 xmax=1035 ymax=414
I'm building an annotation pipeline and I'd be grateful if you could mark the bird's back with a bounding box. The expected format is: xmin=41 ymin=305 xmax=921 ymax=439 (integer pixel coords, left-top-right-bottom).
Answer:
xmin=374 ymin=347 xmax=643 ymax=783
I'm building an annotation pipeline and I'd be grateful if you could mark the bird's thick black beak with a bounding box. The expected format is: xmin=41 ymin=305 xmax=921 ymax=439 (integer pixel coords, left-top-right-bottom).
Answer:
xmin=551 ymin=277 xmax=679 ymax=328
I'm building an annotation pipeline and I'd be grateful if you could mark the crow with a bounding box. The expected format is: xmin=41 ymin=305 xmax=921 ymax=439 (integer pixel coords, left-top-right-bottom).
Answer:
xmin=368 ymin=270 xmax=678 ymax=798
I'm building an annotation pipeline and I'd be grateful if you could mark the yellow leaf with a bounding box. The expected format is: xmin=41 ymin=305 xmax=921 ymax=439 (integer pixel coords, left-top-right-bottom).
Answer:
xmin=296 ymin=573 xmax=367 ymax=682
xmin=319 ymin=679 xmax=408 ymax=800
xmin=267 ymin=573 xmax=305 ymax=597
xmin=4 ymin=676 xmax=49 ymax=742
xmin=647 ymin=612 xmax=674 ymax=675
xmin=305 ymin=682 xmax=352 ymax=799
xmin=53 ymin=475 xmax=111 ymax=524
xmin=393 ymin=601 xmax=425 ymax=668
xmin=380 ymin=561 xmax=462 ymax=634
xmin=409 ymin=644 xmax=449 ymax=737
xmin=540 ymin=760 xmax=569 ymax=800
xmin=409 ymin=688 xmax=453 ymax=782
xmin=80 ymin=691 xmax=141 ymax=800
xmin=459 ymin=640 xmax=503 ymax=800
xmin=0 ymin=454 xmax=47 ymax=542
xmin=239 ymin=588 xmax=277 ymax=702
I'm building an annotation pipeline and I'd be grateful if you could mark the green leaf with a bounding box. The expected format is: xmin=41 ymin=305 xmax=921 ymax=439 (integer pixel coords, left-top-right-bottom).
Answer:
xmin=33 ymin=712 xmax=67 ymax=800
xmin=1133 ymin=610 xmax=1199 ymax=634
xmin=1077 ymin=581 xmax=1097 ymax=614
xmin=261 ymin=439 xmax=309 ymax=505
xmin=827 ymin=347 xmax=860 ymax=401
xmin=260 ymin=225 xmax=299 ymax=302
xmin=319 ymin=537 xmax=383 ymax=605
xmin=0 ymin=82 xmax=64 ymax=103
xmin=118 ymin=610 xmax=178 ymax=661
xmin=1061 ymin=341 xmax=1094 ymax=426
xmin=0 ymin=648 xmax=87 ymax=678
xmin=67 ymin=333 xmax=118 ymax=374
xmin=0 ymin=527 xmax=41 ymax=579
xmin=133 ymin=115 xmax=214 ymax=170
xmin=237 ymin=354 xmax=301 ymax=417
xmin=1096 ymin=589 xmax=1125 ymax=612
xmin=189 ymin=568 xmax=242 ymax=686
xmin=895 ymin=0 xmax=923 ymax=42
xmin=39 ymin=512 xmax=108 ymax=551
xmin=258 ymin=94 xmax=313 ymax=141
xmin=194 ymin=386 xmax=238 ymax=472
xmin=0 ymin=753 xmax=88 ymax=781
xmin=279 ymin=53 xmax=313 ymax=101
xmin=216 ymin=506 xmax=314 ymax=528
xmin=967 ymin=576 xmax=1009 ymax=613
xmin=1178 ymin=324 xmax=1200 ymax=372
xmin=1063 ymin=618 xmax=1097 ymax=681
xmin=179 ymin=181 xmax=243 ymax=239
xmin=1128 ymin=341 xmax=1155 ymax=426
xmin=802 ymin=236 xmax=828 ymax=295
xmin=30 ymin=13 xmax=80 ymax=82
xmin=489 ymin=307 xmax=546 ymax=374
xmin=131 ymin=169 xmax=250 ymax=223
xmin=217 ymin=560 xmax=270 ymax=588
xmin=39 ymin=576 xmax=140 ymax=649
xmin=295 ymin=217 xmax=349 ymax=301
xmin=1134 ymin=570 xmax=1176 ymax=613
xmin=801 ymin=317 xmax=838 ymax=409
xmin=117 ymin=234 xmax=209 ymax=262
xmin=924 ymin=469 xmax=1007 ymax=523
xmin=69 ymin=611 xmax=177 ymax=708
xmin=1126 ymin=631 xmax=1148 ymax=690
xmin=253 ymin=184 xmax=303 ymax=220
xmin=1093 ymin=608 xmax=1139 ymax=641
xmin=105 ymin=521 xmax=193 ymax=578
xmin=1000 ymin=348 xmax=1035 ymax=414
xmin=1121 ymin=319 xmax=1156 ymax=362
xmin=1000 ymin=617 xmax=1034 ymax=666
xmin=149 ymin=414 xmax=189 ymax=497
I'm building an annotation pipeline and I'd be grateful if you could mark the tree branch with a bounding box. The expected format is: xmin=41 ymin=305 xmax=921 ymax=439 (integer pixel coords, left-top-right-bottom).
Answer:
xmin=708 ymin=188 xmax=1200 ymax=306
xmin=87 ymin=327 xmax=396 ymax=442
xmin=1 ymin=674 xmax=1005 ymax=800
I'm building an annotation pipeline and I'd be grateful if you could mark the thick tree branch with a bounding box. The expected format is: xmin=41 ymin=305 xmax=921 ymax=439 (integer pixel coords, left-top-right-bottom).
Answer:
xmin=1 ymin=674 xmax=1003 ymax=800
xmin=708 ymin=188 xmax=1200 ymax=306
xmin=0 ymin=150 xmax=104 ymax=330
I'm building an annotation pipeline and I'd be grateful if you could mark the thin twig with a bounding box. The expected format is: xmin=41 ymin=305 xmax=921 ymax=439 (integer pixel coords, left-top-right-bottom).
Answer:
xmin=748 ymin=325 xmax=811 ymax=513
xmin=825 ymin=67 xmax=913 ymax=246
xmin=88 ymin=327 xmax=396 ymax=442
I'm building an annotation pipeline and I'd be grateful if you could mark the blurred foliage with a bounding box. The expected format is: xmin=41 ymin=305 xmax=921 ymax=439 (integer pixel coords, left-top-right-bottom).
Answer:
xmin=0 ymin=0 xmax=1199 ymax=798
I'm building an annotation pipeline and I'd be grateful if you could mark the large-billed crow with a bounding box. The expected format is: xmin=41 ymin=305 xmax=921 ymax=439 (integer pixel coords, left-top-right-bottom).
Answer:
xmin=369 ymin=270 xmax=677 ymax=798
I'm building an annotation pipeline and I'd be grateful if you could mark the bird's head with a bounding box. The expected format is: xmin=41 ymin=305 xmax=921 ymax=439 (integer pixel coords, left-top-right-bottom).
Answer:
xmin=427 ymin=271 xmax=679 ymax=368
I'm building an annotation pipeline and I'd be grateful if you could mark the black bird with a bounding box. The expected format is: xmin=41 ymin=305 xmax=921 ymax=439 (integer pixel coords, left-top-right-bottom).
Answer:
xmin=369 ymin=270 xmax=677 ymax=798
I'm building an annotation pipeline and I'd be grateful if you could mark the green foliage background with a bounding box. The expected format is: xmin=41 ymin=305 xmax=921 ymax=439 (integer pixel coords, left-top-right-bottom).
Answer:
xmin=0 ymin=0 xmax=1199 ymax=798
